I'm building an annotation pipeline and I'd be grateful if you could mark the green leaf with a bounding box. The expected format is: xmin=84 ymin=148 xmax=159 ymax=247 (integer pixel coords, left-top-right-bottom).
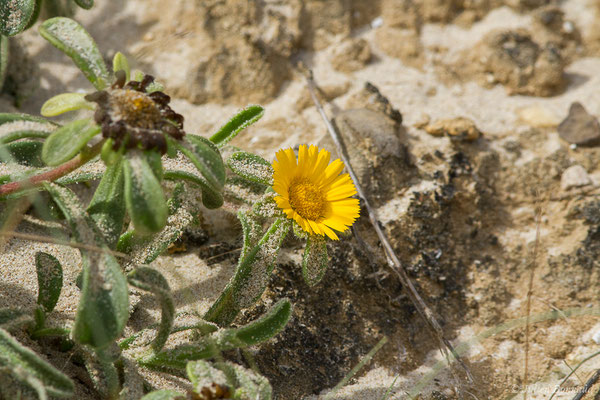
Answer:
xmin=0 ymin=308 xmax=29 ymax=328
xmin=35 ymin=252 xmax=63 ymax=313
xmin=302 ymin=234 xmax=328 ymax=286
xmin=124 ymin=151 xmax=168 ymax=235
xmin=41 ymin=118 xmax=100 ymax=166
xmin=42 ymin=183 xmax=129 ymax=349
xmin=140 ymin=390 xmax=185 ymax=400
xmin=86 ymin=158 xmax=125 ymax=247
xmin=73 ymin=0 xmax=94 ymax=10
xmin=167 ymin=135 xmax=225 ymax=209
xmin=163 ymin=169 xmax=223 ymax=209
xmin=127 ymin=267 xmax=174 ymax=352
xmin=73 ymin=248 xmax=129 ymax=348
xmin=0 ymin=113 xmax=55 ymax=145
xmin=139 ymin=342 xmax=215 ymax=370
xmin=227 ymin=151 xmax=273 ymax=185
xmin=41 ymin=92 xmax=93 ymax=117
xmin=0 ymin=0 xmax=36 ymax=36
xmin=204 ymin=217 xmax=289 ymax=326
xmin=1 ymin=140 xmax=44 ymax=166
xmin=223 ymin=362 xmax=272 ymax=400
xmin=23 ymin=0 xmax=41 ymax=30
xmin=0 ymin=35 xmax=8 ymax=89
xmin=39 ymin=17 xmax=110 ymax=89
xmin=209 ymin=105 xmax=264 ymax=146
xmin=112 ymin=51 xmax=130 ymax=82
xmin=229 ymin=299 xmax=291 ymax=347
xmin=186 ymin=360 xmax=228 ymax=393
xmin=0 ymin=328 xmax=74 ymax=397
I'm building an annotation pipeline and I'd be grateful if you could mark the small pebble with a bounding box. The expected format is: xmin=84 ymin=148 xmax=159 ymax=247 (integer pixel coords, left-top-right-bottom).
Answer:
xmin=517 ymin=105 xmax=560 ymax=128
xmin=558 ymin=102 xmax=600 ymax=146
xmin=425 ymin=117 xmax=481 ymax=141
xmin=560 ymin=165 xmax=591 ymax=190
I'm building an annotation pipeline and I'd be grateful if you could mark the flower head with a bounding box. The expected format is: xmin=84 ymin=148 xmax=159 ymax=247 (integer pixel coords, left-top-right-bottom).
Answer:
xmin=85 ymin=71 xmax=185 ymax=154
xmin=272 ymin=145 xmax=360 ymax=240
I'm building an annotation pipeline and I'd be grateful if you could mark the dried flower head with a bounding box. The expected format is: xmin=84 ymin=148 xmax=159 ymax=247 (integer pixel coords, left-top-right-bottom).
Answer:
xmin=85 ymin=71 xmax=185 ymax=154
xmin=272 ymin=144 xmax=360 ymax=240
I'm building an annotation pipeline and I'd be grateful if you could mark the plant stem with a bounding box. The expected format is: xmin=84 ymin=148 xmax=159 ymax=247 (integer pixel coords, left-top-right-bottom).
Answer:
xmin=96 ymin=347 xmax=120 ymax=400
xmin=0 ymin=140 xmax=104 ymax=197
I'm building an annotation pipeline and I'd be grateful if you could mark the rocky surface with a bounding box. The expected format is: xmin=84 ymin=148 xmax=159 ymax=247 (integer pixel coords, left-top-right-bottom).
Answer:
xmin=4 ymin=0 xmax=600 ymax=399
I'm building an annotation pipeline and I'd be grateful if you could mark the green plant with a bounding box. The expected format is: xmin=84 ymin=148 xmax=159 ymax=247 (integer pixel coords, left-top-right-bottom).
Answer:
xmin=0 ymin=16 xmax=359 ymax=399
xmin=0 ymin=0 xmax=95 ymax=90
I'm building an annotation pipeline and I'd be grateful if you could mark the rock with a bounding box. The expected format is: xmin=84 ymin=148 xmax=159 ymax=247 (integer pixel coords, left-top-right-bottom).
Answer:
xmin=319 ymin=108 xmax=412 ymax=205
xmin=380 ymin=0 xmax=421 ymax=30
xmin=330 ymin=38 xmax=371 ymax=73
xmin=425 ymin=117 xmax=481 ymax=141
xmin=558 ymin=102 xmax=600 ymax=146
xmin=456 ymin=28 xmax=566 ymax=96
xmin=517 ymin=105 xmax=560 ymax=128
xmin=560 ymin=165 xmax=591 ymax=190
xmin=345 ymin=82 xmax=403 ymax=125
xmin=375 ymin=27 xmax=424 ymax=69
xmin=531 ymin=6 xmax=582 ymax=63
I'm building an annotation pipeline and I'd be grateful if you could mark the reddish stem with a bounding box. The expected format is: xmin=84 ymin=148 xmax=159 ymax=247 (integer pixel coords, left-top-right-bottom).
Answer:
xmin=0 ymin=140 xmax=104 ymax=196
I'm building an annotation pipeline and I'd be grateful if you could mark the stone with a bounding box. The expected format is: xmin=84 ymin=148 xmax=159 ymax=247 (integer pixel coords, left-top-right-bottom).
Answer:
xmin=517 ymin=105 xmax=560 ymax=128
xmin=558 ymin=102 xmax=600 ymax=146
xmin=425 ymin=117 xmax=481 ymax=141
xmin=560 ymin=165 xmax=591 ymax=190
xmin=375 ymin=27 xmax=424 ymax=69
xmin=330 ymin=38 xmax=371 ymax=73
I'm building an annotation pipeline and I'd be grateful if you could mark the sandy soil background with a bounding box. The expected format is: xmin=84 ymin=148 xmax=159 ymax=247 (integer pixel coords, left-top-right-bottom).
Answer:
xmin=4 ymin=0 xmax=600 ymax=399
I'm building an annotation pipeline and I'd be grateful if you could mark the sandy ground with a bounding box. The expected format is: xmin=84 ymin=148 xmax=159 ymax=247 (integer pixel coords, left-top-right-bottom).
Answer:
xmin=4 ymin=0 xmax=600 ymax=399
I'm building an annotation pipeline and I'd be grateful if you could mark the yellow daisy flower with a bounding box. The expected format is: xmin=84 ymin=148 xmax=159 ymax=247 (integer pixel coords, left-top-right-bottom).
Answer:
xmin=272 ymin=144 xmax=360 ymax=240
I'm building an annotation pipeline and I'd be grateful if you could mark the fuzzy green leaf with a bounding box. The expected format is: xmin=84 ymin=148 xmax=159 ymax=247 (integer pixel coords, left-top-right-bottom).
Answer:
xmin=174 ymin=135 xmax=225 ymax=191
xmin=39 ymin=17 xmax=110 ymax=89
xmin=112 ymin=51 xmax=130 ymax=82
xmin=35 ymin=252 xmax=63 ymax=313
xmin=127 ymin=267 xmax=174 ymax=352
xmin=0 ymin=308 xmax=29 ymax=328
xmin=227 ymin=151 xmax=273 ymax=185
xmin=41 ymin=92 xmax=93 ymax=117
xmin=204 ymin=218 xmax=289 ymax=326
xmin=163 ymin=169 xmax=223 ymax=209
xmin=209 ymin=105 xmax=264 ymax=146
xmin=86 ymin=158 xmax=125 ymax=247
xmin=140 ymin=390 xmax=185 ymax=400
xmin=2 ymin=140 xmax=44 ymax=166
xmin=42 ymin=183 xmax=129 ymax=349
xmin=0 ymin=328 xmax=74 ymax=397
xmin=41 ymin=118 xmax=100 ymax=166
xmin=124 ymin=151 xmax=168 ymax=235
xmin=222 ymin=362 xmax=272 ymax=400
xmin=186 ymin=360 xmax=227 ymax=393
xmin=302 ymin=234 xmax=328 ymax=286
xmin=0 ymin=0 xmax=36 ymax=36
xmin=73 ymin=0 xmax=94 ymax=9
xmin=229 ymin=299 xmax=291 ymax=347
xmin=0 ymin=35 xmax=8 ymax=89
xmin=0 ymin=113 xmax=55 ymax=144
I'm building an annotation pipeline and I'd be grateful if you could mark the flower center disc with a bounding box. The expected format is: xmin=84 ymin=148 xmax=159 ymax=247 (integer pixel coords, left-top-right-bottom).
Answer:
xmin=288 ymin=178 xmax=326 ymax=221
xmin=110 ymin=89 xmax=162 ymax=129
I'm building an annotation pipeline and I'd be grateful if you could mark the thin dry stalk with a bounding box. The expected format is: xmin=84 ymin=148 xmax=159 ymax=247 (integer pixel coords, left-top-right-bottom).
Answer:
xmin=523 ymin=201 xmax=543 ymax=400
xmin=302 ymin=66 xmax=474 ymax=385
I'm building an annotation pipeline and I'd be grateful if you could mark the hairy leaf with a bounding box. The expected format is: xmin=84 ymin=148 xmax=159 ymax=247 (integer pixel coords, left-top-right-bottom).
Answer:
xmin=163 ymin=169 xmax=223 ymax=209
xmin=41 ymin=118 xmax=100 ymax=166
xmin=227 ymin=151 xmax=273 ymax=185
xmin=123 ymin=151 xmax=168 ymax=235
xmin=209 ymin=105 xmax=264 ymax=146
xmin=0 ymin=328 xmax=74 ymax=397
xmin=87 ymin=158 xmax=125 ymax=247
xmin=0 ymin=0 xmax=36 ymax=36
xmin=0 ymin=35 xmax=7 ymax=89
xmin=41 ymin=93 xmax=93 ymax=117
xmin=39 ymin=17 xmax=110 ymax=89
xmin=302 ymin=234 xmax=328 ymax=286
xmin=112 ymin=51 xmax=130 ymax=82
xmin=2 ymin=140 xmax=44 ymax=166
xmin=228 ymin=299 xmax=291 ymax=347
xmin=140 ymin=390 xmax=185 ymax=400
xmin=43 ymin=183 xmax=129 ymax=349
xmin=0 ymin=113 xmax=55 ymax=144
xmin=35 ymin=252 xmax=63 ymax=313
xmin=127 ymin=267 xmax=174 ymax=352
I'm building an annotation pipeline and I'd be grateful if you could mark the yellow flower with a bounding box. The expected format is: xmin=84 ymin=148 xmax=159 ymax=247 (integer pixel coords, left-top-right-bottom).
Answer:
xmin=272 ymin=144 xmax=360 ymax=240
